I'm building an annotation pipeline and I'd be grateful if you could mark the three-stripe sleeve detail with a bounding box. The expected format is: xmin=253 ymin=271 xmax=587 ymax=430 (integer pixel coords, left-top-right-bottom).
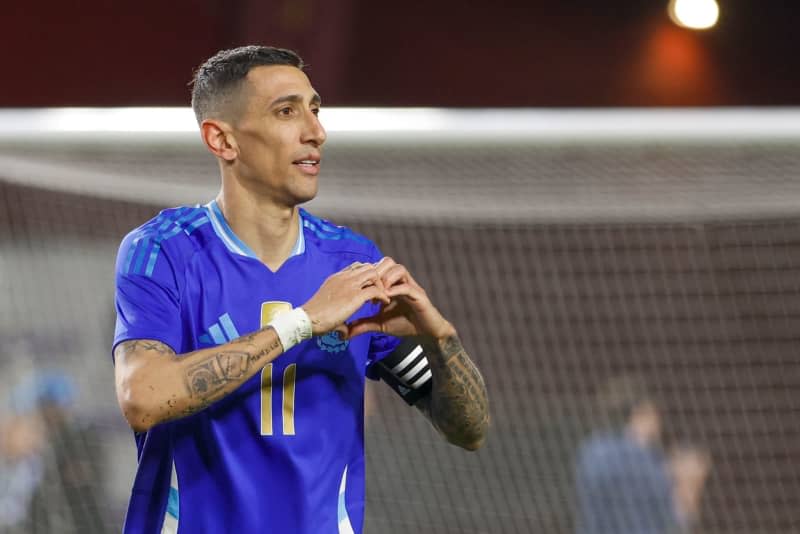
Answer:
xmin=389 ymin=344 xmax=432 ymax=390
xmin=123 ymin=208 xmax=209 ymax=277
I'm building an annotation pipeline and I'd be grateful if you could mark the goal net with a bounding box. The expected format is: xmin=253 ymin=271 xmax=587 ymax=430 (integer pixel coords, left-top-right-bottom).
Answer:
xmin=1 ymin=108 xmax=798 ymax=533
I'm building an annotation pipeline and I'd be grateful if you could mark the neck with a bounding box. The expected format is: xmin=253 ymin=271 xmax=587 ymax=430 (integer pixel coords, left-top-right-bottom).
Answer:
xmin=216 ymin=182 xmax=300 ymax=271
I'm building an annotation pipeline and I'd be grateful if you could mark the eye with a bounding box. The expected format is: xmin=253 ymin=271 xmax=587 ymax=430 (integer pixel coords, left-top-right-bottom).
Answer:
xmin=277 ymin=106 xmax=294 ymax=117
xmin=311 ymin=107 xmax=320 ymax=116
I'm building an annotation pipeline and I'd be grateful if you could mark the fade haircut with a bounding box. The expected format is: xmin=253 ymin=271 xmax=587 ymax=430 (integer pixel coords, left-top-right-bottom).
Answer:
xmin=190 ymin=45 xmax=304 ymax=124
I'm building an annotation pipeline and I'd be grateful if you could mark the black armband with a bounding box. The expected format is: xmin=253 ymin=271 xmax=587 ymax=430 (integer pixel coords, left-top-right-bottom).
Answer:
xmin=374 ymin=338 xmax=433 ymax=405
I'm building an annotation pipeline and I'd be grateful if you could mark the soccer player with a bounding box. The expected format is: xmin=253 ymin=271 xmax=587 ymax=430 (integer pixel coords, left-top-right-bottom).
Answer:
xmin=112 ymin=45 xmax=489 ymax=534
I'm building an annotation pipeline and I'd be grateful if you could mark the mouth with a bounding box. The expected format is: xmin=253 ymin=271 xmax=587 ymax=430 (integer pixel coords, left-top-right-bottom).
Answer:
xmin=292 ymin=157 xmax=321 ymax=175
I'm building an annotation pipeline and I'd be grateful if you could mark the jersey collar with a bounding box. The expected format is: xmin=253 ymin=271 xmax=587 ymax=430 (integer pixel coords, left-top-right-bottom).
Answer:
xmin=204 ymin=200 xmax=305 ymax=259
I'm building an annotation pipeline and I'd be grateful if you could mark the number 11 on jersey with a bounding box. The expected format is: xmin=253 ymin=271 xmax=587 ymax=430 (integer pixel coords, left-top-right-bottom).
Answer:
xmin=260 ymin=363 xmax=296 ymax=436
xmin=260 ymin=301 xmax=297 ymax=436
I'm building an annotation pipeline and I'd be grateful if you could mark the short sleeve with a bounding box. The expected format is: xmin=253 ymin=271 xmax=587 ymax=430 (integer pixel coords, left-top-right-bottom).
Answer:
xmin=364 ymin=241 xmax=402 ymax=379
xmin=112 ymin=231 xmax=184 ymax=359
xmin=365 ymin=333 xmax=402 ymax=380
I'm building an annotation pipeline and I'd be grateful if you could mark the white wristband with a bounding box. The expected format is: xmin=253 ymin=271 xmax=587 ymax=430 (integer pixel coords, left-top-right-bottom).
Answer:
xmin=267 ymin=307 xmax=313 ymax=352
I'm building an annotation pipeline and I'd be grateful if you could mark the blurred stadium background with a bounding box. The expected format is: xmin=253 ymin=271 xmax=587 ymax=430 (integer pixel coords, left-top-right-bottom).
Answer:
xmin=2 ymin=1 xmax=800 ymax=533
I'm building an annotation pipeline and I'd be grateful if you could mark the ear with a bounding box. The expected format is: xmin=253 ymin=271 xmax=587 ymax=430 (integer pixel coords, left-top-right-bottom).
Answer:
xmin=200 ymin=119 xmax=238 ymax=162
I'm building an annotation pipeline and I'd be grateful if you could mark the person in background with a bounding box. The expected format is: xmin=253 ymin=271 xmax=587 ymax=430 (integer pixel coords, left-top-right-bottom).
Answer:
xmin=574 ymin=375 xmax=711 ymax=534
xmin=0 ymin=412 xmax=44 ymax=534
xmin=6 ymin=371 xmax=109 ymax=533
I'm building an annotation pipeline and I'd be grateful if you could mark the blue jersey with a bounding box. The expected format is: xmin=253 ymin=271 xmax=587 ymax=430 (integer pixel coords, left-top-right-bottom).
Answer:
xmin=113 ymin=201 xmax=400 ymax=534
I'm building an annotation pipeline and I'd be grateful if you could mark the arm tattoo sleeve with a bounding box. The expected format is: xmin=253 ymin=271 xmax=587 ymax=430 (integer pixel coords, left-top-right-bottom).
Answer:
xmin=185 ymin=352 xmax=251 ymax=397
xmin=115 ymin=330 xmax=283 ymax=429
xmin=115 ymin=339 xmax=175 ymax=358
xmin=420 ymin=335 xmax=489 ymax=450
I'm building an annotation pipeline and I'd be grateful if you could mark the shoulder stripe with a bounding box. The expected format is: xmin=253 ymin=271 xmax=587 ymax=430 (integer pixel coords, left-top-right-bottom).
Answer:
xmin=131 ymin=236 xmax=151 ymax=276
xmin=123 ymin=208 xmax=209 ymax=277
xmin=185 ymin=215 xmax=210 ymax=234
xmin=144 ymin=242 xmax=162 ymax=278
xmin=303 ymin=218 xmax=369 ymax=245
xmin=158 ymin=210 xmax=207 ymax=241
xmin=122 ymin=238 xmax=138 ymax=275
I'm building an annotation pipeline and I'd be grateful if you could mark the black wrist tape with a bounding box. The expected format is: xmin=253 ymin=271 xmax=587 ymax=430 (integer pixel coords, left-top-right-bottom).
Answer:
xmin=375 ymin=338 xmax=433 ymax=406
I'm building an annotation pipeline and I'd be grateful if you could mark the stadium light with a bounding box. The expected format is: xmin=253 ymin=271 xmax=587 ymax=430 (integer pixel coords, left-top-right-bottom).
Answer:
xmin=668 ymin=0 xmax=719 ymax=30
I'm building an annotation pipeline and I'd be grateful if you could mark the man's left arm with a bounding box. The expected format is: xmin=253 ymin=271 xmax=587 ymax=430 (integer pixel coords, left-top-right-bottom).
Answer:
xmin=348 ymin=257 xmax=489 ymax=450
xmin=413 ymin=333 xmax=489 ymax=450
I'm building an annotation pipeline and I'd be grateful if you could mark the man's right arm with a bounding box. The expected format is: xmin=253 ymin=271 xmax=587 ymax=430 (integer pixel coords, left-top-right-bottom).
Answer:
xmin=114 ymin=328 xmax=284 ymax=433
xmin=114 ymin=262 xmax=388 ymax=433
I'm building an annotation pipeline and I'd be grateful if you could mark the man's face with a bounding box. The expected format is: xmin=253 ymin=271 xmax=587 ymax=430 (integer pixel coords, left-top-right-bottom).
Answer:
xmin=230 ymin=65 xmax=326 ymax=205
xmin=631 ymin=400 xmax=662 ymax=445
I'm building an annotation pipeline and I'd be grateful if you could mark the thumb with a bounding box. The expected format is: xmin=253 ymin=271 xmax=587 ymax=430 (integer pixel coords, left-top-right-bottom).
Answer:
xmin=345 ymin=317 xmax=384 ymax=339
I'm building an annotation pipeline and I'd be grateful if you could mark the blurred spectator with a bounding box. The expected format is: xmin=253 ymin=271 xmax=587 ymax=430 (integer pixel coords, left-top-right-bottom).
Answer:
xmin=574 ymin=375 xmax=711 ymax=534
xmin=3 ymin=371 xmax=109 ymax=533
xmin=0 ymin=414 xmax=44 ymax=533
xmin=669 ymin=443 xmax=712 ymax=526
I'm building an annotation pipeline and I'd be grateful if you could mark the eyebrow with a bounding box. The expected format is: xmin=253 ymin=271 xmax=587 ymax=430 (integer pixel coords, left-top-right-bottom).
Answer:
xmin=270 ymin=93 xmax=322 ymax=107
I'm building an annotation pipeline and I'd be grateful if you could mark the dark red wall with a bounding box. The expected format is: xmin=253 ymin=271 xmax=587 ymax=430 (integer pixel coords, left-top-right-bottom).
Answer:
xmin=2 ymin=1 xmax=798 ymax=107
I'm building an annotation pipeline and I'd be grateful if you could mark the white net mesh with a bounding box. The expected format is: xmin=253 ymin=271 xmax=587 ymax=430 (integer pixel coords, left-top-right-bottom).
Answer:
xmin=1 ymin=108 xmax=799 ymax=533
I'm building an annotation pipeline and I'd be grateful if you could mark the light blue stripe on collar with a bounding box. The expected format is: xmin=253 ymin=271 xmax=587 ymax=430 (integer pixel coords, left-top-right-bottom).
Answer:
xmin=290 ymin=212 xmax=305 ymax=256
xmin=205 ymin=200 xmax=305 ymax=259
xmin=205 ymin=200 xmax=258 ymax=258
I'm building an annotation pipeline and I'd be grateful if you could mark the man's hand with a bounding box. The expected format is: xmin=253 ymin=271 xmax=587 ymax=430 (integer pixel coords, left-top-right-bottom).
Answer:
xmin=350 ymin=257 xmax=489 ymax=450
xmin=346 ymin=257 xmax=455 ymax=340
xmin=302 ymin=262 xmax=390 ymax=336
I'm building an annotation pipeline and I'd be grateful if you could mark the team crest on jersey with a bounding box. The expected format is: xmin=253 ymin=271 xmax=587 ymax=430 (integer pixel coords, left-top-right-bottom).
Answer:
xmin=316 ymin=331 xmax=349 ymax=353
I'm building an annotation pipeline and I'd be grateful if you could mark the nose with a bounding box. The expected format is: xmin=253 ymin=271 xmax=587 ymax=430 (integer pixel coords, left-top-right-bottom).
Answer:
xmin=302 ymin=111 xmax=327 ymax=147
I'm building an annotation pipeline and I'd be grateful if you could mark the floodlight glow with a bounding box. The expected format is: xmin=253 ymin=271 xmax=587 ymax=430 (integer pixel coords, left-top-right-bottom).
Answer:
xmin=668 ymin=0 xmax=719 ymax=30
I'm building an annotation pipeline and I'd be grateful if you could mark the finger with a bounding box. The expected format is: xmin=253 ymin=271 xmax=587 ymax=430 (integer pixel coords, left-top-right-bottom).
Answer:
xmin=381 ymin=264 xmax=409 ymax=288
xmin=398 ymin=267 xmax=423 ymax=290
xmin=385 ymin=282 xmax=420 ymax=300
xmin=385 ymin=284 xmax=431 ymax=309
xmin=362 ymin=284 xmax=391 ymax=305
xmin=343 ymin=262 xmax=371 ymax=275
xmin=355 ymin=266 xmax=382 ymax=288
xmin=364 ymin=278 xmax=389 ymax=305
xmin=371 ymin=272 xmax=388 ymax=295
xmin=374 ymin=256 xmax=397 ymax=277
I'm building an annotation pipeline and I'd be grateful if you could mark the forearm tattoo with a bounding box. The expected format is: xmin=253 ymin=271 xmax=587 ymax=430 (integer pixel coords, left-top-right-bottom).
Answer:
xmin=185 ymin=352 xmax=251 ymax=397
xmin=181 ymin=331 xmax=282 ymax=416
xmin=116 ymin=329 xmax=283 ymax=429
xmin=420 ymin=336 xmax=489 ymax=449
xmin=116 ymin=339 xmax=174 ymax=357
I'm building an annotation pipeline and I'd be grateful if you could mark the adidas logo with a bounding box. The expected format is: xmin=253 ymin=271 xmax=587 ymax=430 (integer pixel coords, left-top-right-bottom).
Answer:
xmin=198 ymin=313 xmax=241 ymax=346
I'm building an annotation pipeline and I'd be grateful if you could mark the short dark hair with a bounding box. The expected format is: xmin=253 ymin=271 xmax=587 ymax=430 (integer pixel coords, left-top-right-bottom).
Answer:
xmin=190 ymin=45 xmax=304 ymax=124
